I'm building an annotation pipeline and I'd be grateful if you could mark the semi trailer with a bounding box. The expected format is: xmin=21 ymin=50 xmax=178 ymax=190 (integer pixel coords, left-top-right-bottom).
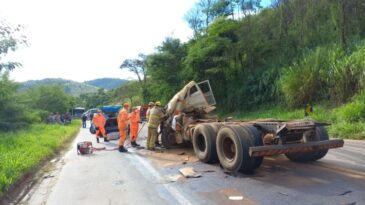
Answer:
xmin=160 ymin=80 xmax=344 ymax=173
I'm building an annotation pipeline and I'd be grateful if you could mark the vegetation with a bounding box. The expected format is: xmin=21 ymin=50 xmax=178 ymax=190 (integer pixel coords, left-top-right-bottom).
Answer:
xmin=84 ymin=78 xmax=128 ymax=90
xmin=0 ymin=120 xmax=80 ymax=193
xmin=19 ymin=78 xmax=100 ymax=96
xmin=109 ymin=0 xmax=365 ymax=139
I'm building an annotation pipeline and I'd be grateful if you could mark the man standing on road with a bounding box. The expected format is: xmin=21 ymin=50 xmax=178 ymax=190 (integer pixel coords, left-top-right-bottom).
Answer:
xmin=118 ymin=103 xmax=129 ymax=152
xmin=147 ymin=101 xmax=164 ymax=151
xmin=81 ymin=113 xmax=87 ymax=128
xmin=92 ymin=109 xmax=109 ymax=143
xmin=129 ymin=106 xmax=141 ymax=147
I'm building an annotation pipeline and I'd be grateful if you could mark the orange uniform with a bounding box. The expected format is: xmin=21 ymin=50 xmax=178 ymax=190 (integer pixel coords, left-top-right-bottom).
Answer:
xmin=129 ymin=110 xmax=140 ymax=143
xmin=117 ymin=108 xmax=129 ymax=146
xmin=92 ymin=113 xmax=106 ymax=139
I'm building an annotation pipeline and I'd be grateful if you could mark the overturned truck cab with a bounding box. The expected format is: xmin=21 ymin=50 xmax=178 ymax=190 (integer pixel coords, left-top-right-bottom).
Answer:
xmin=161 ymin=80 xmax=344 ymax=173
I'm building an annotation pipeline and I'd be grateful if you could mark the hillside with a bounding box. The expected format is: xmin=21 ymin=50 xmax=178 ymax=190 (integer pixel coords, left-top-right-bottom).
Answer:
xmin=19 ymin=78 xmax=100 ymax=96
xmin=84 ymin=78 xmax=128 ymax=90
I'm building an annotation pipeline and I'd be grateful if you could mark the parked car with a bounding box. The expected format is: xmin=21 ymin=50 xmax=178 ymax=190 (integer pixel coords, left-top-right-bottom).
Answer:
xmin=83 ymin=108 xmax=98 ymax=121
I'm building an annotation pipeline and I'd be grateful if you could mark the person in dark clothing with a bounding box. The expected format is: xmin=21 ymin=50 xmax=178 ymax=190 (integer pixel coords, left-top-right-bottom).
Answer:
xmin=82 ymin=114 xmax=87 ymax=128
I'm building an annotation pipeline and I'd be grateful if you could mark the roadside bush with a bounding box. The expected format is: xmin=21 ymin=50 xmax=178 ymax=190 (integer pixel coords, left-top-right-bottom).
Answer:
xmin=280 ymin=46 xmax=343 ymax=107
xmin=281 ymin=43 xmax=365 ymax=107
xmin=0 ymin=73 xmax=34 ymax=131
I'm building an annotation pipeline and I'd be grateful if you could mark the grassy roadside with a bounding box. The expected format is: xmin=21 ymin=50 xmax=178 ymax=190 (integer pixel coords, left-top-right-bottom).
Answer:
xmin=0 ymin=120 xmax=81 ymax=194
xmin=225 ymin=105 xmax=365 ymax=140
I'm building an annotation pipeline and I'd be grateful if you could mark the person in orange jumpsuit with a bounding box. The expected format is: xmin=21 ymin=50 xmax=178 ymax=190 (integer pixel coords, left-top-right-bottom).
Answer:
xmin=130 ymin=106 xmax=141 ymax=147
xmin=117 ymin=103 xmax=129 ymax=152
xmin=92 ymin=109 xmax=109 ymax=143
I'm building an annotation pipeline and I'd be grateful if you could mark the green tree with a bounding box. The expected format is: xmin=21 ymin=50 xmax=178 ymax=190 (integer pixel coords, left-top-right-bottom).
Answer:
xmin=26 ymin=85 xmax=75 ymax=114
xmin=0 ymin=73 xmax=35 ymax=131
xmin=0 ymin=20 xmax=27 ymax=72
xmin=120 ymin=54 xmax=148 ymax=102
xmin=146 ymin=37 xmax=187 ymax=103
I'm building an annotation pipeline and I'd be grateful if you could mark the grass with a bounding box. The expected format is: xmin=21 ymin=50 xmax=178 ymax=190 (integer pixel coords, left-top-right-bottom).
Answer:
xmin=223 ymin=104 xmax=365 ymax=140
xmin=0 ymin=120 xmax=80 ymax=193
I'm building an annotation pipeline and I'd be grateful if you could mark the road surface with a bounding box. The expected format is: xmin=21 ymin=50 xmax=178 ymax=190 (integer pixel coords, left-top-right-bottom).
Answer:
xmin=9 ymin=121 xmax=365 ymax=205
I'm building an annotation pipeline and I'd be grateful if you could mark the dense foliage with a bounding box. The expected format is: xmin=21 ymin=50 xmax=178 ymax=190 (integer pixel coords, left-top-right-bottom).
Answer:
xmin=121 ymin=0 xmax=365 ymax=112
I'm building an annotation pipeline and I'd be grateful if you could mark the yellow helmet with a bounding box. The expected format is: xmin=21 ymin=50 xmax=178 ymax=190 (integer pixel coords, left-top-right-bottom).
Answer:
xmin=155 ymin=101 xmax=161 ymax=106
xmin=123 ymin=102 xmax=130 ymax=107
xmin=148 ymin=102 xmax=154 ymax=106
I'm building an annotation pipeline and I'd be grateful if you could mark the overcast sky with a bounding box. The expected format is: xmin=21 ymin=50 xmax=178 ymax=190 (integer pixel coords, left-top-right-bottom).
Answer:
xmin=0 ymin=0 xmax=197 ymax=82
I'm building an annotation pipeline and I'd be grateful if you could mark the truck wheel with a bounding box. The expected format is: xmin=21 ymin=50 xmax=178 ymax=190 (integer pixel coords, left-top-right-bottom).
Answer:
xmin=216 ymin=125 xmax=244 ymax=172
xmin=192 ymin=124 xmax=218 ymax=163
xmin=230 ymin=125 xmax=256 ymax=173
xmin=239 ymin=125 xmax=264 ymax=169
xmin=285 ymin=126 xmax=329 ymax=162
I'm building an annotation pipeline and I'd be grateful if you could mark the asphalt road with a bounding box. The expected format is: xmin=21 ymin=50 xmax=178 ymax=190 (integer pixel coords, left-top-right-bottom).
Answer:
xmin=16 ymin=121 xmax=365 ymax=205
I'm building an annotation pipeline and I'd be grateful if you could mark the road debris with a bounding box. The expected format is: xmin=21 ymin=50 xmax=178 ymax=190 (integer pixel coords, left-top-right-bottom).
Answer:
xmin=338 ymin=190 xmax=352 ymax=196
xmin=228 ymin=196 xmax=244 ymax=200
xmin=43 ymin=175 xmax=54 ymax=179
xmin=177 ymin=152 xmax=186 ymax=155
xmin=164 ymin=174 xmax=184 ymax=182
xmin=278 ymin=192 xmax=289 ymax=196
xmin=342 ymin=202 xmax=356 ymax=205
xmin=178 ymin=167 xmax=201 ymax=178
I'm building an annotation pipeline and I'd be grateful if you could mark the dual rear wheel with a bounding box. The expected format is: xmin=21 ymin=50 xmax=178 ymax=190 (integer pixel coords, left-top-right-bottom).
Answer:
xmin=192 ymin=124 xmax=263 ymax=173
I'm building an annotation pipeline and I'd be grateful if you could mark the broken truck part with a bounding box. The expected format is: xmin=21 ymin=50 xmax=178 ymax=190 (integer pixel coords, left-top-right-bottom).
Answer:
xmin=160 ymin=80 xmax=344 ymax=173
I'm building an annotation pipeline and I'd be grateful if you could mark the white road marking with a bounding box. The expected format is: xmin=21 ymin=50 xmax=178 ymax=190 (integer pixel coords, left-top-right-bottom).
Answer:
xmin=130 ymin=150 xmax=193 ymax=205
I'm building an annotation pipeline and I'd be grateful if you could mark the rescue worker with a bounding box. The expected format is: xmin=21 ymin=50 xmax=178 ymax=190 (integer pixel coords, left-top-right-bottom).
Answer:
xmin=304 ymin=103 xmax=313 ymax=117
xmin=146 ymin=102 xmax=162 ymax=147
xmin=117 ymin=103 xmax=130 ymax=152
xmin=92 ymin=109 xmax=109 ymax=143
xmin=147 ymin=101 xmax=164 ymax=151
xmin=129 ymin=106 xmax=141 ymax=147
xmin=146 ymin=102 xmax=154 ymax=121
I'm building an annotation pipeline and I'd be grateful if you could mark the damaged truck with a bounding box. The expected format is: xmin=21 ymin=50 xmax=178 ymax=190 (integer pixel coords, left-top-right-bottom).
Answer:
xmin=160 ymin=80 xmax=344 ymax=173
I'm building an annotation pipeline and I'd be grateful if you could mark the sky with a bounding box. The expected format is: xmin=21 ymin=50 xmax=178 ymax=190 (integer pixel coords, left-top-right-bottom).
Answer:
xmin=0 ymin=0 xmax=197 ymax=82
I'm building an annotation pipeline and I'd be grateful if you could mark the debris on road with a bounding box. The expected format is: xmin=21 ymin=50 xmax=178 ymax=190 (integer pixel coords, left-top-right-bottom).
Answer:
xmin=228 ymin=196 xmax=244 ymax=200
xmin=177 ymin=152 xmax=186 ymax=155
xmin=163 ymin=174 xmax=184 ymax=182
xmin=278 ymin=192 xmax=289 ymax=196
xmin=338 ymin=190 xmax=352 ymax=196
xmin=179 ymin=167 xmax=201 ymax=178
xmin=43 ymin=175 xmax=54 ymax=179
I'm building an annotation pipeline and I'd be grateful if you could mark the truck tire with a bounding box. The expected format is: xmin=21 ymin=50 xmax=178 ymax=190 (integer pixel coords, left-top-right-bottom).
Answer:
xmin=285 ymin=126 xmax=329 ymax=162
xmin=231 ymin=125 xmax=256 ymax=173
xmin=192 ymin=124 xmax=218 ymax=163
xmin=216 ymin=125 xmax=244 ymax=172
xmin=239 ymin=125 xmax=264 ymax=169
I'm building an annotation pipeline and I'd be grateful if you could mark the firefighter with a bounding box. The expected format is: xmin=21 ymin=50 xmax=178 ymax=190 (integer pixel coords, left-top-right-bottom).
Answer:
xmin=92 ymin=109 xmax=109 ymax=143
xmin=118 ymin=103 xmax=129 ymax=152
xmin=146 ymin=102 xmax=154 ymax=121
xmin=304 ymin=103 xmax=313 ymax=117
xmin=130 ymin=106 xmax=141 ymax=147
xmin=147 ymin=101 xmax=164 ymax=151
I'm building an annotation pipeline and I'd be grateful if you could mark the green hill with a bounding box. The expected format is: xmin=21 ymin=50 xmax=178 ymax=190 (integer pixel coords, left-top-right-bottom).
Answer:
xmin=84 ymin=78 xmax=128 ymax=90
xmin=19 ymin=78 xmax=100 ymax=96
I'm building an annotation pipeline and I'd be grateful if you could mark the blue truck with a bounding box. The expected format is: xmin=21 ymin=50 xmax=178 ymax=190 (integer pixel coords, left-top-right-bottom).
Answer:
xmin=89 ymin=105 xmax=121 ymax=136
